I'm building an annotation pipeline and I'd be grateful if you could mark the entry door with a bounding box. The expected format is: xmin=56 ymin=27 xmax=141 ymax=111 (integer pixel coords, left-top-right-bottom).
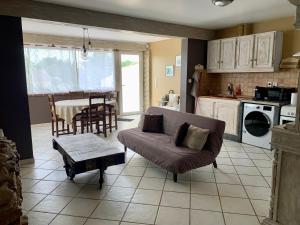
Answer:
xmin=120 ymin=52 xmax=143 ymax=115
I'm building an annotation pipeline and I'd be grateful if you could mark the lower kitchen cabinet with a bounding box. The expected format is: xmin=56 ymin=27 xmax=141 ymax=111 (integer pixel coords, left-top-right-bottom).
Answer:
xmin=196 ymin=97 xmax=240 ymax=135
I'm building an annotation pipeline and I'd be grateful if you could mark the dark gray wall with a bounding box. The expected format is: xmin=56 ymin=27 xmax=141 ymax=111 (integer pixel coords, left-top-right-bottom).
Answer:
xmin=180 ymin=38 xmax=207 ymax=113
xmin=0 ymin=15 xmax=33 ymax=160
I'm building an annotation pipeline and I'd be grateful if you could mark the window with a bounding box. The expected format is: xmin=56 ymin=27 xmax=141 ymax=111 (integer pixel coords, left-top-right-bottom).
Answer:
xmin=24 ymin=47 xmax=115 ymax=94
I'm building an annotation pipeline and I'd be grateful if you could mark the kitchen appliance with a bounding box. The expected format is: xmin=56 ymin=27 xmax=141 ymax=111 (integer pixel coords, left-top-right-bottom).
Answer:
xmin=254 ymin=86 xmax=296 ymax=102
xmin=242 ymin=103 xmax=279 ymax=149
xmin=291 ymin=92 xmax=298 ymax=105
xmin=280 ymin=105 xmax=297 ymax=125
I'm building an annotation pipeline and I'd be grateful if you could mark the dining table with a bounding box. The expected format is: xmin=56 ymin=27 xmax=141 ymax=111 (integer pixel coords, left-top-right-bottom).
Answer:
xmin=55 ymin=98 xmax=117 ymax=125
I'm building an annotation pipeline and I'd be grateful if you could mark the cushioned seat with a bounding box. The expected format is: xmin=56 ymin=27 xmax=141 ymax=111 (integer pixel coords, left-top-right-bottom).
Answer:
xmin=117 ymin=107 xmax=225 ymax=181
xmin=118 ymin=128 xmax=215 ymax=173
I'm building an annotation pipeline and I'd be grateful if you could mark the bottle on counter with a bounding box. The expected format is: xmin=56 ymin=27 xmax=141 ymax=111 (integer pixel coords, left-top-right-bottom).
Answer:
xmin=236 ymin=84 xmax=242 ymax=96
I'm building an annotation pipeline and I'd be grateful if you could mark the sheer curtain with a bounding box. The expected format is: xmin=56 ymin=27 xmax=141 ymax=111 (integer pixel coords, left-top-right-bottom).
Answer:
xmin=24 ymin=47 xmax=115 ymax=94
xmin=76 ymin=50 xmax=115 ymax=92
xmin=24 ymin=47 xmax=77 ymax=94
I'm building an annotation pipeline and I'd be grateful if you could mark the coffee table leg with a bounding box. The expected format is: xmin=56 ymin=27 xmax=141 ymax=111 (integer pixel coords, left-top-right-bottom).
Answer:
xmin=63 ymin=156 xmax=75 ymax=181
xmin=99 ymin=168 xmax=105 ymax=189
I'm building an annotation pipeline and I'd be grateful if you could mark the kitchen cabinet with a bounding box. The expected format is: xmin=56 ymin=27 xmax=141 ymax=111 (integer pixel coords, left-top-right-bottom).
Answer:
xmin=220 ymin=37 xmax=236 ymax=71
xmin=207 ymin=40 xmax=221 ymax=71
xmin=236 ymin=35 xmax=254 ymax=70
xmin=207 ymin=31 xmax=283 ymax=73
xmin=196 ymin=97 xmax=240 ymax=135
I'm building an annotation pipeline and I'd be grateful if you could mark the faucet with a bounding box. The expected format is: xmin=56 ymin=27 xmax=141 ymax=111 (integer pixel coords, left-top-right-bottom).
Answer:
xmin=227 ymin=83 xmax=234 ymax=96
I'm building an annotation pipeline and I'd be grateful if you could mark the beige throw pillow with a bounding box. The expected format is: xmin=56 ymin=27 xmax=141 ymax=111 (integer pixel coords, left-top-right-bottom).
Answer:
xmin=182 ymin=125 xmax=209 ymax=151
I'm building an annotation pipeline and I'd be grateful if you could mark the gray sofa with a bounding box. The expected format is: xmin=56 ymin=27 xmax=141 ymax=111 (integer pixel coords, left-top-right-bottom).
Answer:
xmin=117 ymin=107 xmax=225 ymax=182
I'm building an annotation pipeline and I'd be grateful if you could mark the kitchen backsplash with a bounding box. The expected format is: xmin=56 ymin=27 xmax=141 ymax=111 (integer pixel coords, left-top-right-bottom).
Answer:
xmin=200 ymin=69 xmax=299 ymax=97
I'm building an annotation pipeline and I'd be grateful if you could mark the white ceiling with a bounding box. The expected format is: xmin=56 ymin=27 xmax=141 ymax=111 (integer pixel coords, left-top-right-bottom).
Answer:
xmin=22 ymin=19 xmax=170 ymax=43
xmin=36 ymin=0 xmax=296 ymax=29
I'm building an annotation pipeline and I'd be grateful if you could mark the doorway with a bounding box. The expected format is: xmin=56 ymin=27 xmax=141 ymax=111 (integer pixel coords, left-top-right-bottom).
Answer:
xmin=119 ymin=52 xmax=143 ymax=115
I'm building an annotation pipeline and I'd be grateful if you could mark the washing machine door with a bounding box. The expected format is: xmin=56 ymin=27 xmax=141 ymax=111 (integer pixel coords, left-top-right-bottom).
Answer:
xmin=244 ymin=111 xmax=271 ymax=137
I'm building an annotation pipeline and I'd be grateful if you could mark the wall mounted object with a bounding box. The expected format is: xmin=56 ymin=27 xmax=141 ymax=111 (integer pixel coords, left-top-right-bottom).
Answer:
xmin=165 ymin=65 xmax=174 ymax=77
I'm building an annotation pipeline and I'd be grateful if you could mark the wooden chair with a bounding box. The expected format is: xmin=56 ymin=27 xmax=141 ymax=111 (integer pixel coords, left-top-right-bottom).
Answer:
xmin=48 ymin=94 xmax=70 ymax=137
xmin=69 ymin=91 xmax=84 ymax=99
xmin=72 ymin=112 xmax=88 ymax=135
xmin=105 ymin=91 xmax=118 ymax=132
xmin=81 ymin=94 xmax=107 ymax=137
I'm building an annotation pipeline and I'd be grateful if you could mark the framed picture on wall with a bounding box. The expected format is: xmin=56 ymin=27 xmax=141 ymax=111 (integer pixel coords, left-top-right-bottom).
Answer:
xmin=176 ymin=55 xmax=181 ymax=67
xmin=165 ymin=65 xmax=174 ymax=77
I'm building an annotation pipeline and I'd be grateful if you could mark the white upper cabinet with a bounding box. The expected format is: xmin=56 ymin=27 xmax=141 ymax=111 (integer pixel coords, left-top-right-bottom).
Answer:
xmin=207 ymin=31 xmax=283 ymax=73
xmin=207 ymin=40 xmax=221 ymax=71
xmin=236 ymin=35 xmax=254 ymax=70
xmin=220 ymin=37 xmax=236 ymax=71
xmin=253 ymin=32 xmax=275 ymax=69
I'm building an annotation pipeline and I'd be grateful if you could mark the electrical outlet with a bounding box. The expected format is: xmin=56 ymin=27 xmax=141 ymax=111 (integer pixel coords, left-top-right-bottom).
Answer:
xmin=273 ymin=82 xmax=278 ymax=87
xmin=268 ymin=82 xmax=272 ymax=87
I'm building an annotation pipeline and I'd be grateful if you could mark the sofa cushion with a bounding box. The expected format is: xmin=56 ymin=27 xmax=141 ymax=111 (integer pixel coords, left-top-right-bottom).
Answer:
xmin=174 ymin=123 xmax=190 ymax=146
xmin=142 ymin=114 xmax=164 ymax=133
xmin=182 ymin=125 xmax=209 ymax=151
xmin=118 ymin=128 xmax=215 ymax=173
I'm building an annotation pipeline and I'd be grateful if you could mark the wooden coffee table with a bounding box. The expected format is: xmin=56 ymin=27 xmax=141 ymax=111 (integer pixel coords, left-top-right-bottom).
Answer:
xmin=53 ymin=133 xmax=125 ymax=189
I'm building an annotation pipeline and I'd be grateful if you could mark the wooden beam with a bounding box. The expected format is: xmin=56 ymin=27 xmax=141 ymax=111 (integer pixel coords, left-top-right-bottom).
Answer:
xmin=0 ymin=0 xmax=215 ymax=40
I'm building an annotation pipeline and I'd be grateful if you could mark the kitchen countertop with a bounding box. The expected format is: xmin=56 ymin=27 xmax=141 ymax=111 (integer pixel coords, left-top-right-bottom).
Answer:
xmin=200 ymin=95 xmax=288 ymax=107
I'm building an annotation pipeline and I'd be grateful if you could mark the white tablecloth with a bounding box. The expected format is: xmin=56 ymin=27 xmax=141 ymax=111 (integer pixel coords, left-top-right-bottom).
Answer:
xmin=55 ymin=99 xmax=116 ymax=125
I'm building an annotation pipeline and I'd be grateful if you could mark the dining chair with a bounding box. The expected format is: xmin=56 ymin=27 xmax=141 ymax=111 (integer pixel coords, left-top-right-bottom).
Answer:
xmin=81 ymin=94 xmax=107 ymax=137
xmin=48 ymin=94 xmax=70 ymax=137
xmin=105 ymin=91 xmax=118 ymax=132
xmin=69 ymin=91 xmax=84 ymax=99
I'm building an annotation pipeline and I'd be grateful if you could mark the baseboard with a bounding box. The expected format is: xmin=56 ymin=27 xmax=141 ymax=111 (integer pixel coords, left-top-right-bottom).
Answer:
xmin=223 ymin=133 xmax=241 ymax=142
xmin=20 ymin=158 xmax=35 ymax=165
xmin=261 ymin=218 xmax=281 ymax=225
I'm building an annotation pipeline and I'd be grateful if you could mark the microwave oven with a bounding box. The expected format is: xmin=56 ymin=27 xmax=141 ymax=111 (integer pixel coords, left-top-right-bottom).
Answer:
xmin=254 ymin=86 xmax=296 ymax=102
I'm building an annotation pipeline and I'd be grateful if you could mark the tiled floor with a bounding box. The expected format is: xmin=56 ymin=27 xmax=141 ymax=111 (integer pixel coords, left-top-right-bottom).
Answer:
xmin=21 ymin=116 xmax=273 ymax=225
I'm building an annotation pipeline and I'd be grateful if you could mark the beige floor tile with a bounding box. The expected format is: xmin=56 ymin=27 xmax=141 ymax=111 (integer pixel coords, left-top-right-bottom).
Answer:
xmin=231 ymin=159 xmax=254 ymax=166
xmin=156 ymin=206 xmax=189 ymax=225
xmin=251 ymin=199 xmax=269 ymax=217
xmin=114 ymin=175 xmax=141 ymax=188
xmin=128 ymin=158 xmax=149 ymax=167
xmin=49 ymin=215 xmax=86 ymax=225
xmin=138 ymin=177 xmax=165 ymax=190
xmin=228 ymin=152 xmax=249 ymax=159
xmin=190 ymin=209 xmax=225 ymax=225
xmin=32 ymin=195 xmax=72 ymax=213
xmin=163 ymin=179 xmax=190 ymax=193
xmin=120 ymin=222 xmax=144 ymax=225
xmin=221 ymin=197 xmax=255 ymax=215
xmin=161 ymin=191 xmax=190 ymax=208
xmin=85 ymin=219 xmax=120 ymax=225
xmin=27 ymin=211 xmax=57 ymax=225
xmin=217 ymin=184 xmax=247 ymax=198
xmin=89 ymin=174 xmax=118 ymax=186
xmin=258 ymin=167 xmax=273 ymax=177
xmin=247 ymin=153 xmax=270 ymax=160
xmin=21 ymin=179 xmax=40 ymax=192
xmin=244 ymin=186 xmax=271 ymax=200
xmin=167 ymin=172 xmax=191 ymax=181
xmin=91 ymin=200 xmax=128 ymax=220
xmin=191 ymin=182 xmax=218 ymax=195
xmin=123 ymin=203 xmax=158 ymax=224
xmin=38 ymin=160 xmax=62 ymax=170
xmin=239 ymin=175 xmax=269 ymax=187
xmin=76 ymin=184 xmax=109 ymax=199
xmin=144 ymin=167 xmax=167 ymax=179
xmin=213 ymin=165 xmax=236 ymax=174
xmin=51 ymin=182 xmax=83 ymax=197
xmin=121 ymin=166 xmax=145 ymax=177
xmin=252 ymin=159 xmax=272 ymax=168
xmin=61 ymin=198 xmax=99 ymax=217
xmin=72 ymin=173 xmax=96 ymax=184
xmin=194 ymin=165 xmax=214 ymax=173
xmin=234 ymin=166 xmax=261 ymax=175
xmin=29 ymin=180 xmax=61 ymax=194
xmin=224 ymin=213 xmax=260 ymax=225
xmin=216 ymin=157 xmax=233 ymax=165
xmin=215 ymin=173 xmax=241 ymax=185
xmin=22 ymin=193 xmax=47 ymax=211
xmin=104 ymin=186 xmax=135 ymax=202
xmin=132 ymin=189 xmax=162 ymax=205
xmin=22 ymin=168 xmax=53 ymax=179
xmin=191 ymin=194 xmax=221 ymax=211
xmin=44 ymin=170 xmax=68 ymax=182
xmin=191 ymin=171 xmax=215 ymax=182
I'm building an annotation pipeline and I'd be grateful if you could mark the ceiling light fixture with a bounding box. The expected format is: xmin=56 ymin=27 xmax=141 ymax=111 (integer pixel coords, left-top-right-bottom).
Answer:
xmin=212 ymin=0 xmax=234 ymax=7
xmin=81 ymin=28 xmax=92 ymax=60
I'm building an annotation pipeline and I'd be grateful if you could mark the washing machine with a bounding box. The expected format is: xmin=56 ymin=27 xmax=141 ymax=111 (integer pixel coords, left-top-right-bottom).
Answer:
xmin=242 ymin=103 xmax=279 ymax=149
